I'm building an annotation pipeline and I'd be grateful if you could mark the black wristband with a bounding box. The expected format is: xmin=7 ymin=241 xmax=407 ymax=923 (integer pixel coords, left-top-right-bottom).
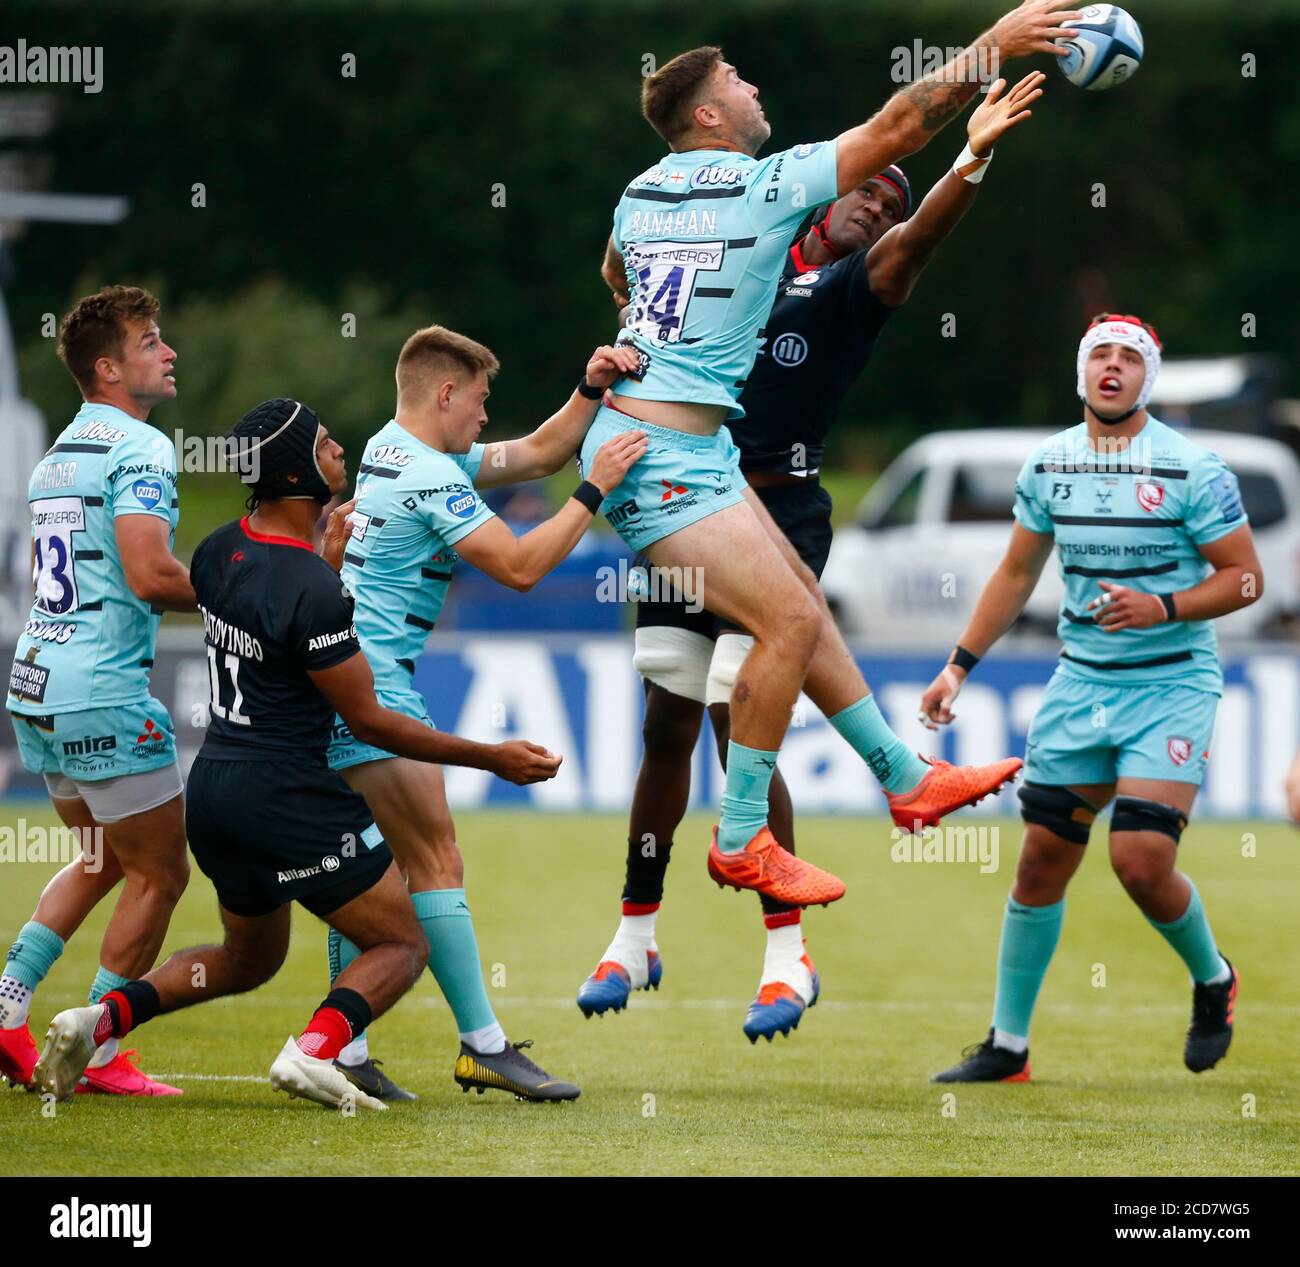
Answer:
xmin=576 ymin=376 xmax=605 ymax=401
xmin=950 ymin=645 xmax=980 ymax=673
xmin=572 ymin=480 xmax=603 ymax=514
xmin=1159 ymin=592 xmax=1178 ymax=622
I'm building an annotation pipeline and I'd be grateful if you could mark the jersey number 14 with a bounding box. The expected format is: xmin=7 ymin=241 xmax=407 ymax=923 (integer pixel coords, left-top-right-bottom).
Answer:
xmin=626 ymin=240 xmax=725 ymax=344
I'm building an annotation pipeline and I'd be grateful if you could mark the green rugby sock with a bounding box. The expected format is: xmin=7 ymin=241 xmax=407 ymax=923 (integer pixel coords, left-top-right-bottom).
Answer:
xmin=991 ymin=896 xmax=1065 ymax=1042
xmin=88 ymin=965 xmax=131 ymax=1005
xmin=411 ymin=889 xmax=499 ymax=1037
xmin=717 ymin=741 xmax=779 ymax=853
xmin=4 ymin=920 xmax=64 ymax=992
xmin=1147 ymin=879 xmax=1228 ymax=984
xmin=0 ymin=921 xmax=65 ymax=1027
xmin=828 ymin=696 xmax=929 ymax=793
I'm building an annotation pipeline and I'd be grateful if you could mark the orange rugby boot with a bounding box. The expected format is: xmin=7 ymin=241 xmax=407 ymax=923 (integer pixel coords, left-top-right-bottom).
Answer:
xmin=707 ymin=826 xmax=845 ymax=907
xmin=886 ymin=756 xmax=1023 ymax=832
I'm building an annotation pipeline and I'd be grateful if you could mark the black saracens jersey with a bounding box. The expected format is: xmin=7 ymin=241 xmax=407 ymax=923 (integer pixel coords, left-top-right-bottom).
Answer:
xmin=190 ymin=517 xmax=361 ymax=762
xmin=729 ymin=241 xmax=896 ymax=476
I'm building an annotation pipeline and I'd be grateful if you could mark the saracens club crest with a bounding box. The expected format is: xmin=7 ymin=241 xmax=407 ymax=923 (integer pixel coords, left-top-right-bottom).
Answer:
xmin=1167 ymin=736 xmax=1193 ymax=767
xmin=1136 ymin=482 xmax=1165 ymax=513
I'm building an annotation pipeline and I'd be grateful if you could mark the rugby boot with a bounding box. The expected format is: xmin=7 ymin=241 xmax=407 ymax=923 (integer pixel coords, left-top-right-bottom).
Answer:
xmin=887 ymin=756 xmax=1023 ymax=832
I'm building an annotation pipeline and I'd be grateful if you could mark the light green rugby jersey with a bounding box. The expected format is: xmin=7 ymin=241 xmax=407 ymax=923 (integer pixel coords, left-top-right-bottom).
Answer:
xmin=1014 ymin=417 xmax=1248 ymax=693
xmin=342 ymin=419 xmax=493 ymax=696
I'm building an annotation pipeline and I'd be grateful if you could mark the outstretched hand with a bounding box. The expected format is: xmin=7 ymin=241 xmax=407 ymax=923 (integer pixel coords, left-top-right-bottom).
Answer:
xmin=991 ymin=1 xmax=1083 ymax=62
xmin=490 ymin=740 xmax=563 ymax=785
xmin=968 ymin=71 xmax=1046 ymax=157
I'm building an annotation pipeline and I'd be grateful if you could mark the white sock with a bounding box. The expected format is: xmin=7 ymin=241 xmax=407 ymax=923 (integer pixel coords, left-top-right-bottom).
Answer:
xmin=337 ymin=1034 xmax=369 ymax=1067
xmin=461 ymin=1021 xmax=507 ymax=1055
xmin=992 ymin=1028 xmax=1028 ymax=1054
xmin=87 ymin=1034 xmax=118 ymax=1068
xmin=0 ymin=976 xmax=33 ymax=1028
xmin=1204 ymin=957 xmax=1232 ymax=986
xmin=601 ymin=911 xmax=658 ymax=989
xmin=759 ymin=923 xmax=814 ymax=1004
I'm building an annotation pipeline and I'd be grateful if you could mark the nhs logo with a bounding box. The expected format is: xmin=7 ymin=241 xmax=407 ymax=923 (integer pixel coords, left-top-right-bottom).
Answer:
xmin=131 ymin=479 xmax=164 ymax=507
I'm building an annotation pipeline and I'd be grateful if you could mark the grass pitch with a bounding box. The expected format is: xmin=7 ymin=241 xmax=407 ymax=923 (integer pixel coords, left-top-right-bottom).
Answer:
xmin=2 ymin=805 xmax=1296 ymax=1176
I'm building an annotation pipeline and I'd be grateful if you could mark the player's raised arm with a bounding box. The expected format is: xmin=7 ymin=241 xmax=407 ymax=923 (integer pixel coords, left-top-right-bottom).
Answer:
xmin=455 ymin=428 xmax=648 ymax=591
xmin=865 ymin=71 xmax=1045 ymax=308
xmin=309 ymin=652 xmax=562 ymax=785
xmin=919 ymin=521 xmax=1055 ymax=728
xmin=834 ymin=1 xmax=1080 ymax=196
xmin=474 ymin=344 xmax=642 ymax=488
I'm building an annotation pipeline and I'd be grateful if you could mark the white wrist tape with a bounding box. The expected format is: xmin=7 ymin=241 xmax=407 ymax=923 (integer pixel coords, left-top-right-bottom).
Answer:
xmin=953 ymin=142 xmax=992 ymax=184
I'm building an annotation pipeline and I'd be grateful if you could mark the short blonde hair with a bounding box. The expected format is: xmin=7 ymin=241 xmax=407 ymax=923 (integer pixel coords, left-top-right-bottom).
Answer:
xmin=396 ymin=325 xmax=499 ymax=404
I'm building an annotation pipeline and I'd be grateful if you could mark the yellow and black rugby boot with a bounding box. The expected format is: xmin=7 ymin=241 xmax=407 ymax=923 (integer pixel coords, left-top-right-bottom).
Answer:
xmin=453 ymin=1038 xmax=580 ymax=1102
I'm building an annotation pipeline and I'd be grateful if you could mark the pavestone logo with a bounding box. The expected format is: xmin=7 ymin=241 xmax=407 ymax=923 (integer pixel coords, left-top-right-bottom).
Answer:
xmin=0 ymin=41 xmax=103 ymax=94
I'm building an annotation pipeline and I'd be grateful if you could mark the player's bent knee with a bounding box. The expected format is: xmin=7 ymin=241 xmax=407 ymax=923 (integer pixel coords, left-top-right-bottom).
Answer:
xmin=705 ymin=633 xmax=754 ymax=707
xmin=403 ymin=932 xmax=428 ymax=982
xmin=1110 ymin=796 xmax=1187 ymax=845
xmin=633 ymin=626 xmax=711 ymax=705
xmin=226 ymin=940 xmax=285 ymax=992
xmin=1018 ymin=782 xmax=1097 ymax=846
xmin=759 ymin=591 xmax=819 ymax=662
xmin=1109 ymin=852 xmax=1168 ymax=903
xmin=1013 ymin=833 xmax=1078 ymax=900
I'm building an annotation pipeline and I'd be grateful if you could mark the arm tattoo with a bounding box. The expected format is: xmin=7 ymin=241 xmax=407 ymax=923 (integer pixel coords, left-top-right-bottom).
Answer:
xmin=902 ymin=35 xmax=998 ymax=132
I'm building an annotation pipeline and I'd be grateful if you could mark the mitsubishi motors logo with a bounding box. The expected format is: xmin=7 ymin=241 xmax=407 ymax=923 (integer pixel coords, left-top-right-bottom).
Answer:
xmin=137 ymin=718 xmax=165 ymax=744
xmin=660 ymin=480 xmax=687 ymax=502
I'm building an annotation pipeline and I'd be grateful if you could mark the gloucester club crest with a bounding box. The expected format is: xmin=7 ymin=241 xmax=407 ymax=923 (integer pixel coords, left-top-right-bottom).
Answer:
xmin=1136 ymin=482 xmax=1165 ymax=513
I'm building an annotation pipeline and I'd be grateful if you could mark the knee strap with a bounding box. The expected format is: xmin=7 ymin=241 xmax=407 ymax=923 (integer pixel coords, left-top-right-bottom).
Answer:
xmin=632 ymin=626 xmax=713 ymax=704
xmin=1110 ymin=796 xmax=1186 ymax=844
xmin=705 ymin=633 xmax=755 ymax=707
xmin=1017 ymin=781 xmax=1097 ymax=845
